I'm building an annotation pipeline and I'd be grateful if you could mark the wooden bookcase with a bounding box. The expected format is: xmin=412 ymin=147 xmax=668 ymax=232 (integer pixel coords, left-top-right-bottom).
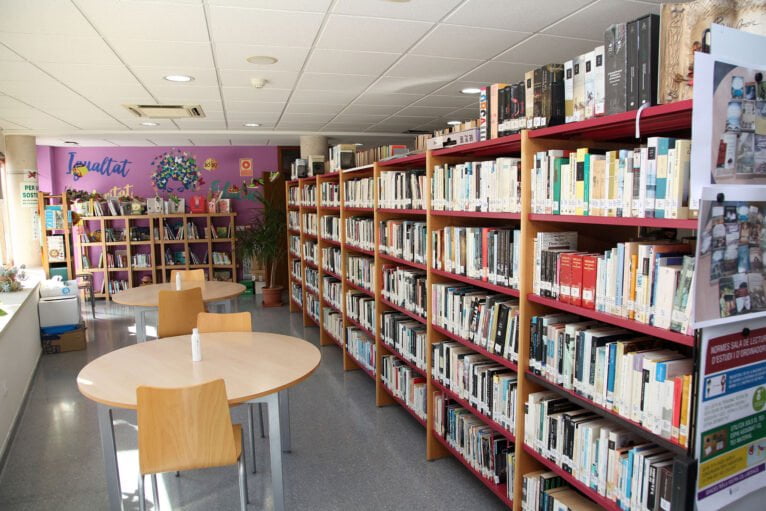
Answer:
xmin=73 ymin=212 xmax=237 ymax=300
xmin=285 ymin=100 xmax=699 ymax=511
xmin=38 ymin=192 xmax=73 ymax=279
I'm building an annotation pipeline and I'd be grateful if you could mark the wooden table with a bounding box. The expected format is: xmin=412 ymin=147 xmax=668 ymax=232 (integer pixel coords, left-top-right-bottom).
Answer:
xmin=77 ymin=332 xmax=320 ymax=511
xmin=111 ymin=281 xmax=246 ymax=342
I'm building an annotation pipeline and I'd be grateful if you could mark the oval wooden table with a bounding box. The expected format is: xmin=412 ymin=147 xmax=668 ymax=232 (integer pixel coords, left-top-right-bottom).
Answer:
xmin=111 ymin=281 xmax=246 ymax=342
xmin=77 ymin=332 xmax=320 ymax=511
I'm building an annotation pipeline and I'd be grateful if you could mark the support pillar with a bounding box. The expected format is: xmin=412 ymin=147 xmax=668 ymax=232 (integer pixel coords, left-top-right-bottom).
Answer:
xmin=299 ymin=135 xmax=327 ymax=160
xmin=3 ymin=135 xmax=41 ymax=267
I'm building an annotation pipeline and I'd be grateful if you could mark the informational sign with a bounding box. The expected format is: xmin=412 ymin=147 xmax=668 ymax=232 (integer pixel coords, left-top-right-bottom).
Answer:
xmin=696 ymin=318 xmax=766 ymax=510
xmin=20 ymin=171 xmax=38 ymax=208
xmin=239 ymin=158 xmax=253 ymax=177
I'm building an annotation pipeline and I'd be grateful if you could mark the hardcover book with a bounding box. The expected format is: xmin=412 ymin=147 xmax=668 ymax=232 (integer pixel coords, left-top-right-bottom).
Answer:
xmin=605 ymin=23 xmax=627 ymax=115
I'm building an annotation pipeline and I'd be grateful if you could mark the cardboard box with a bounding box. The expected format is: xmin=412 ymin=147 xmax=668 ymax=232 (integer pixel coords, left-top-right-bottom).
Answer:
xmin=41 ymin=324 xmax=87 ymax=354
xmin=38 ymin=296 xmax=81 ymax=328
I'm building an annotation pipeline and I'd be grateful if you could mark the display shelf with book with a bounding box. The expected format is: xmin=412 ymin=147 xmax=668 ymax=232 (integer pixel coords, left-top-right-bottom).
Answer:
xmin=286 ymin=180 xmax=302 ymax=314
xmin=39 ymin=192 xmax=74 ymax=281
xmin=318 ymin=172 xmax=343 ymax=349
xmin=298 ymin=176 xmax=318 ymax=327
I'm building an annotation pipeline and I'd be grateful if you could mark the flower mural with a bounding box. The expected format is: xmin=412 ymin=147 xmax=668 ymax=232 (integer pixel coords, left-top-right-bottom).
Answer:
xmin=150 ymin=149 xmax=202 ymax=193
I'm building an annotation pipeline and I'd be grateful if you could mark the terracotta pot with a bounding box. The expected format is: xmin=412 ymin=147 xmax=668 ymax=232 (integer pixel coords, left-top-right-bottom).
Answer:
xmin=261 ymin=285 xmax=284 ymax=307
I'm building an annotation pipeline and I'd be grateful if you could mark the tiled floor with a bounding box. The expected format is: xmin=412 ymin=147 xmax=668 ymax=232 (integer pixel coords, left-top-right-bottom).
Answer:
xmin=0 ymin=295 xmax=507 ymax=510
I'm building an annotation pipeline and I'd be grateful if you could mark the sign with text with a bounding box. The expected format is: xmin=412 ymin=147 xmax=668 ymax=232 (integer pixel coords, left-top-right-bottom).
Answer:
xmin=20 ymin=172 xmax=38 ymax=208
xmin=239 ymin=158 xmax=253 ymax=177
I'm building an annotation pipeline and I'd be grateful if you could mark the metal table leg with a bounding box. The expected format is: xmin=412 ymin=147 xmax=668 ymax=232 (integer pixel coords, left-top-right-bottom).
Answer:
xmin=135 ymin=308 xmax=147 ymax=343
xmin=98 ymin=405 xmax=123 ymax=511
xmin=279 ymin=390 xmax=291 ymax=453
xmin=265 ymin=393 xmax=284 ymax=511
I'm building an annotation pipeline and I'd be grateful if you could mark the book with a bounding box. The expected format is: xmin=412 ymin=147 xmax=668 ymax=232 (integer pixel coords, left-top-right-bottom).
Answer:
xmin=605 ymin=23 xmax=627 ymax=115
xmin=626 ymin=19 xmax=639 ymax=111
xmin=564 ymin=59 xmax=574 ymax=123
xmin=637 ymin=14 xmax=660 ymax=107
xmin=594 ymin=45 xmax=606 ymax=117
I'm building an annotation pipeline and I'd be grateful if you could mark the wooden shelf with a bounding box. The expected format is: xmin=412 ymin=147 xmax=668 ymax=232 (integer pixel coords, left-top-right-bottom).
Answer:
xmin=380 ymin=384 xmax=427 ymax=428
xmin=303 ymin=232 xmax=318 ymax=240
xmin=304 ymin=260 xmax=318 ymax=270
xmin=381 ymin=341 xmax=427 ymax=378
xmin=378 ymin=252 xmax=427 ymax=271
xmin=323 ymin=268 xmax=342 ymax=281
xmin=377 ymin=208 xmax=427 ymax=215
xmin=343 ymin=243 xmax=374 ymax=256
xmin=377 ymin=153 xmax=426 ymax=167
xmin=527 ymin=293 xmax=696 ymax=347
xmin=432 ymin=378 xmax=515 ymax=443
xmin=345 ymin=279 xmax=375 ymax=298
xmin=319 ymin=205 xmax=341 ymax=212
xmin=432 ymin=133 xmax=521 ymax=158
xmin=529 ymin=213 xmax=698 ymax=229
xmin=347 ymin=350 xmax=376 ymax=381
xmin=288 ymin=228 xmax=301 ymax=235
xmin=431 ymin=324 xmax=518 ymax=373
xmin=431 ymin=268 xmax=519 ymax=297
xmin=346 ymin=316 xmax=375 ymax=339
xmin=341 ymin=164 xmax=374 ymax=174
xmin=343 ymin=206 xmax=374 ymax=213
xmin=321 ymin=297 xmax=342 ymax=315
xmin=319 ymin=237 xmax=341 ymax=247
xmin=380 ymin=297 xmax=426 ymax=325
xmin=430 ymin=210 xmax=521 ymax=220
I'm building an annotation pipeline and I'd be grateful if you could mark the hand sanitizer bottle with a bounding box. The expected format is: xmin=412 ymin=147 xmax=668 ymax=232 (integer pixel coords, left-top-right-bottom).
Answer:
xmin=175 ymin=272 xmax=182 ymax=290
xmin=191 ymin=328 xmax=202 ymax=362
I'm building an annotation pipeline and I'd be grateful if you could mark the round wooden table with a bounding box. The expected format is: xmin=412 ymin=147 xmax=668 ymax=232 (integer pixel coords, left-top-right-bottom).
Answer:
xmin=111 ymin=281 xmax=246 ymax=342
xmin=77 ymin=332 xmax=320 ymax=511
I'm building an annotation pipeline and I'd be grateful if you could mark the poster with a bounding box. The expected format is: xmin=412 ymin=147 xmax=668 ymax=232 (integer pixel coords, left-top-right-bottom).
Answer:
xmin=239 ymin=158 xmax=253 ymax=177
xmin=696 ymin=318 xmax=766 ymax=510
xmin=694 ymin=186 xmax=766 ymax=328
xmin=19 ymin=171 xmax=38 ymax=208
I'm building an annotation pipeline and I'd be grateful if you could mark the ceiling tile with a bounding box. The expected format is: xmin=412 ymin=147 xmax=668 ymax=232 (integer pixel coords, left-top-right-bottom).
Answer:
xmin=0 ymin=34 xmax=122 ymax=65
xmin=208 ymin=6 xmax=324 ymax=46
xmin=212 ymin=44 xmax=310 ymax=71
xmin=332 ymin=113 xmax=390 ymax=123
xmin=495 ymin=34 xmax=600 ymax=66
xmin=222 ymin=86 xmax=292 ymax=102
xmin=318 ymin=15 xmax=432 ymax=53
xmin=430 ymin=80 xmax=489 ymax=97
xmin=148 ymin=85 xmax=223 ymax=102
xmin=306 ymin=49 xmax=399 ymax=75
xmin=0 ymin=45 xmax=24 ymax=62
xmin=332 ymin=0 xmax=463 ymax=22
xmin=290 ymin=89 xmax=357 ymax=105
xmin=218 ymin=69 xmax=299 ymax=89
xmin=0 ymin=118 xmax=28 ymax=130
xmin=280 ymin=112 xmax=336 ymax=123
xmin=206 ymin=0 xmax=332 ymax=11
xmin=321 ymin=122 xmax=374 ymax=132
xmin=366 ymin=76 xmax=449 ymax=95
xmin=396 ymin=105 xmax=457 ymax=117
xmin=39 ymin=63 xmax=142 ymax=87
xmin=227 ymin=112 xmax=281 ymax=123
xmin=284 ymin=103 xmax=344 ymax=115
xmin=275 ymin=121 xmax=326 ymax=130
xmin=387 ymin=55 xmax=481 ymax=81
xmin=228 ymin=134 xmax=274 ymax=145
xmin=0 ymin=61 xmax=53 ymax=82
xmin=128 ymin=119 xmax=179 ymax=129
xmin=353 ymin=93 xmax=420 ymax=107
xmin=445 ymin=0 xmax=592 ymax=32
xmin=412 ymin=94 xmax=475 ymax=108
xmin=131 ymin=66 xmax=219 ymax=88
xmin=542 ymin=0 xmax=660 ymax=40
xmin=341 ymin=103 xmax=404 ymax=116
xmin=76 ymin=0 xmax=209 ymax=42
xmin=225 ymin=101 xmax=285 ymax=114
xmin=460 ymin=61 xmax=531 ymax=84
xmin=296 ymin=73 xmax=377 ymax=94
xmin=188 ymin=135 xmax=233 ymax=146
xmin=111 ymin=40 xmax=215 ymax=68
xmin=71 ymin=119 xmax=128 ymax=130
xmin=412 ymin=25 xmax=529 ymax=60
xmin=0 ymin=0 xmax=95 ymax=35
xmin=148 ymin=135 xmax=201 ymax=146
xmin=101 ymin=137 xmax=158 ymax=147
xmin=173 ymin=119 xmax=229 ymax=130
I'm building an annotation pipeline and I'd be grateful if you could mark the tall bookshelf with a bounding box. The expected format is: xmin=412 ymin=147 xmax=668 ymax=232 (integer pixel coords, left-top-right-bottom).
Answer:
xmin=286 ymin=100 xmax=699 ymax=511
xmin=38 ymin=192 xmax=73 ymax=279
xmin=73 ymin=212 xmax=237 ymax=299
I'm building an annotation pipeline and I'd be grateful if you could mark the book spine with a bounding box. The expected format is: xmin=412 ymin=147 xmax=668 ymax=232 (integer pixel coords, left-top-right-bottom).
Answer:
xmin=480 ymin=86 xmax=490 ymax=141
xmin=626 ymin=19 xmax=639 ymax=111
xmin=605 ymin=23 xmax=627 ymax=115
xmin=638 ymin=14 xmax=660 ymax=107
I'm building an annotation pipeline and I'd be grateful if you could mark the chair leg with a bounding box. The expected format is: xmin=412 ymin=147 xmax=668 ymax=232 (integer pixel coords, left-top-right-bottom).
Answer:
xmin=151 ymin=474 xmax=160 ymax=510
xmin=138 ymin=474 xmax=146 ymax=511
xmin=258 ymin=403 xmax=266 ymax=438
xmin=239 ymin=429 xmax=249 ymax=509
xmin=248 ymin=405 xmax=257 ymax=474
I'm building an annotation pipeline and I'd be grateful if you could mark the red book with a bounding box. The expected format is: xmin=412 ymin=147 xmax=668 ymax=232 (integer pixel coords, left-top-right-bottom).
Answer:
xmin=581 ymin=254 xmax=599 ymax=309
xmin=481 ymin=227 xmax=491 ymax=282
xmin=559 ymin=252 xmax=572 ymax=304
xmin=671 ymin=375 xmax=683 ymax=443
xmin=570 ymin=253 xmax=584 ymax=307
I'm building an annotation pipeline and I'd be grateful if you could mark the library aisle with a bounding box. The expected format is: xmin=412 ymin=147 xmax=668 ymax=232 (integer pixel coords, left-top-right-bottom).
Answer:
xmin=0 ymin=297 xmax=506 ymax=511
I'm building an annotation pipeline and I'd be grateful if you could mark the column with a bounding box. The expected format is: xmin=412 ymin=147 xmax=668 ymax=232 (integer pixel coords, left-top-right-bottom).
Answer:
xmin=3 ymin=135 xmax=41 ymax=267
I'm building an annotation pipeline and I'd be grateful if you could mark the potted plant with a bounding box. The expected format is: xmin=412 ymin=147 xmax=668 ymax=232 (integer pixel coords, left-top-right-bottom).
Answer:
xmin=236 ymin=186 xmax=286 ymax=307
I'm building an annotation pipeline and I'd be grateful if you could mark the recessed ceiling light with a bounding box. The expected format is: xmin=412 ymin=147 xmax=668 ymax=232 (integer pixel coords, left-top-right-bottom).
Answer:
xmin=447 ymin=120 xmax=462 ymax=126
xmin=246 ymin=55 xmax=278 ymax=65
xmin=460 ymin=87 xmax=481 ymax=95
xmin=63 ymin=140 xmax=79 ymax=145
xmin=243 ymin=123 xmax=261 ymax=127
xmin=164 ymin=74 xmax=194 ymax=82
xmin=140 ymin=121 xmax=159 ymax=126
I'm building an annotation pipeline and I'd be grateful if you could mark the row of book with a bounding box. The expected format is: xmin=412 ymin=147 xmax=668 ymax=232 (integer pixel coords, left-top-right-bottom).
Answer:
xmin=343 ymin=177 xmax=374 ymax=209
xmin=288 ymin=186 xmax=300 ymax=206
xmin=288 ymin=211 xmax=300 ymax=231
xmin=381 ymin=265 xmax=427 ymax=319
xmin=354 ymin=144 xmax=408 ymax=167
xmin=290 ymin=282 xmax=302 ymax=307
xmin=521 ymin=473 xmax=599 ymax=511
xmin=164 ymin=248 xmax=185 ymax=265
xmin=525 ymin=390 xmax=678 ymax=511
xmin=323 ymin=307 xmax=343 ymax=344
xmin=291 ymin=259 xmax=301 ymax=281
xmin=321 ymin=246 xmax=341 ymax=276
xmin=377 ymin=170 xmax=426 ymax=210
xmin=190 ymin=250 xmax=208 ymax=265
xmin=531 ymin=139 xmax=692 ymax=219
xmin=322 ymin=276 xmax=342 ymax=310
xmin=210 ymin=225 xmax=232 ymax=239
xmin=131 ymin=253 xmax=151 ymax=268
xmin=379 ymin=220 xmax=426 ymax=265
xmin=302 ymin=239 xmax=317 ymax=265
xmin=306 ymin=292 xmax=320 ymax=324
xmin=346 ymin=255 xmax=374 ymax=291
xmin=302 ymin=212 xmax=317 ymax=236
xmin=532 ymin=232 xmax=695 ymax=334
xmin=319 ymin=215 xmax=340 ymax=241
xmin=432 ymin=284 xmax=520 ymax=364
xmin=345 ymin=216 xmax=374 ymax=252
xmin=380 ymin=311 xmax=427 ymax=371
xmin=320 ymin=181 xmax=340 ymax=208
xmin=433 ymin=393 xmax=513 ymax=488
xmin=346 ymin=291 xmax=375 ymax=335
xmin=529 ymin=313 xmax=694 ymax=447
xmin=432 ymin=226 xmax=520 ymax=290
xmin=162 ymin=222 xmax=186 ymax=241
xmin=289 ymin=235 xmax=300 ymax=257
xmin=130 ymin=227 xmax=151 ymax=241
xmin=346 ymin=327 xmax=375 ymax=373
xmin=104 ymin=228 xmax=126 ymax=242
xmin=106 ymin=279 xmax=129 ymax=295
xmin=431 ymin=158 xmax=522 ymax=213
xmin=479 ymin=13 xmax=659 ymax=139
xmin=330 ymin=144 xmax=357 ymax=172
xmin=431 ymin=341 xmax=518 ymax=434
xmin=211 ymin=251 xmax=232 ymax=265
xmin=305 ymin=266 xmax=319 ymax=293
xmin=381 ymin=355 xmax=427 ymax=421
xmin=301 ymin=183 xmax=317 ymax=206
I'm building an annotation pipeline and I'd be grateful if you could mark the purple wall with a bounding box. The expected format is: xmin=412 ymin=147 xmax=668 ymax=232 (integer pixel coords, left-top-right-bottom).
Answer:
xmin=37 ymin=145 xmax=280 ymax=224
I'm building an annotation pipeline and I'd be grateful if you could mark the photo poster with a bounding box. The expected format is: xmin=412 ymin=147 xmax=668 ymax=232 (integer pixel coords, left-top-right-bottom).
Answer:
xmin=689 ymin=50 xmax=766 ymax=211
xmin=694 ymin=186 xmax=766 ymax=329
xmin=696 ymin=316 xmax=766 ymax=511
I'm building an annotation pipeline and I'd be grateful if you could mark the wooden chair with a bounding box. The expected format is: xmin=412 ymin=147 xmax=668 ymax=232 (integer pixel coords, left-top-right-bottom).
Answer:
xmin=157 ymin=288 xmax=205 ymax=339
xmin=169 ymin=269 xmax=205 ymax=281
xmin=197 ymin=312 xmax=264 ymax=474
xmin=136 ymin=379 xmax=248 ymax=511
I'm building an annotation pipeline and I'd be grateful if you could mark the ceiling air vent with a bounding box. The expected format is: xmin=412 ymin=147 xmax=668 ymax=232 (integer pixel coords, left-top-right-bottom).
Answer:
xmin=124 ymin=104 xmax=205 ymax=119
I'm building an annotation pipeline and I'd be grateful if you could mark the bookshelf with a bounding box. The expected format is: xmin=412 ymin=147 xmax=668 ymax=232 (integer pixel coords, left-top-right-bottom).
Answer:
xmin=285 ymin=100 xmax=699 ymax=511
xmin=38 ymin=192 xmax=73 ymax=280
xmin=73 ymin=213 xmax=237 ymax=300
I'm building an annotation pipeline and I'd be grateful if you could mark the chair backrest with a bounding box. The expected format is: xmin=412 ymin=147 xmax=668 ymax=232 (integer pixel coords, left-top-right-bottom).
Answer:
xmin=137 ymin=379 xmax=237 ymax=475
xmin=197 ymin=312 xmax=252 ymax=334
xmin=157 ymin=288 xmax=205 ymax=338
xmin=170 ymin=269 xmax=205 ymax=282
